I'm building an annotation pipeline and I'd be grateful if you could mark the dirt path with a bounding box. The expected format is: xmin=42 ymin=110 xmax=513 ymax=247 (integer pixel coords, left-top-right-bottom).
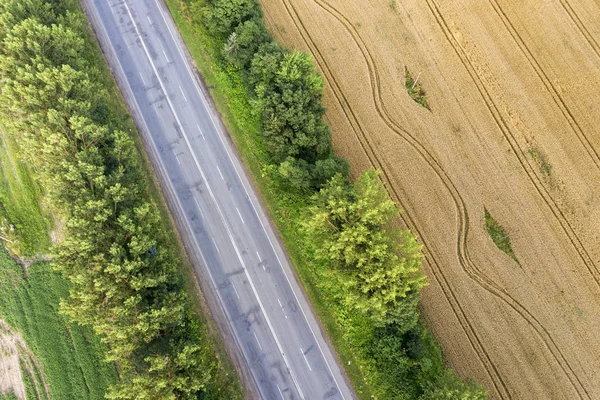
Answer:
xmin=260 ymin=0 xmax=600 ymax=398
xmin=0 ymin=320 xmax=48 ymax=400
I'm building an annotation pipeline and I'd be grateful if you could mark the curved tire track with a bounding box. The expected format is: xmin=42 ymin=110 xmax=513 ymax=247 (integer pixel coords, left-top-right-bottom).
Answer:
xmin=277 ymin=0 xmax=592 ymax=398
xmin=279 ymin=0 xmax=514 ymax=397
xmin=425 ymin=0 xmax=600 ymax=294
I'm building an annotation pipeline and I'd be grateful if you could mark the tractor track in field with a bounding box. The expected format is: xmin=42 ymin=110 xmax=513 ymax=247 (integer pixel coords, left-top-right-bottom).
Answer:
xmin=278 ymin=0 xmax=593 ymax=398
xmin=425 ymin=0 xmax=600 ymax=299
xmin=486 ymin=0 xmax=600 ymax=171
xmin=556 ymin=0 xmax=600 ymax=59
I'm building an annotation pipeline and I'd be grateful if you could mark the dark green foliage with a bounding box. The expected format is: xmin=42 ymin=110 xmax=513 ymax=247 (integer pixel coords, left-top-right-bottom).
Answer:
xmin=250 ymin=46 xmax=331 ymax=163
xmin=200 ymin=0 xmax=262 ymax=36
xmin=484 ymin=208 xmax=518 ymax=264
xmin=311 ymin=156 xmax=350 ymax=188
xmin=0 ymin=249 xmax=117 ymax=399
xmin=223 ymin=19 xmax=271 ymax=70
xmin=421 ymin=373 xmax=488 ymax=400
xmin=0 ymin=0 xmax=239 ymax=398
xmin=275 ymin=155 xmax=349 ymax=194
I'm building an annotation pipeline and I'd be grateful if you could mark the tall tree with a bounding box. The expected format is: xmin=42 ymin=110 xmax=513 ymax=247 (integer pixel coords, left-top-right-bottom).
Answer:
xmin=250 ymin=46 xmax=331 ymax=164
xmin=200 ymin=0 xmax=262 ymax=37
xmin=303 ymin=170 xmax=426 ymax=330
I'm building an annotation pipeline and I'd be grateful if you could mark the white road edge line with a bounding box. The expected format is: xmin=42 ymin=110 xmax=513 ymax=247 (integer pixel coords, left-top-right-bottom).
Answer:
xmin=253 ymin=332 xmax=262 ymax=350
xmin=236 ymin=207 xmax=245 ymax=224
xmin=196 ymin=124 xmax=205 ymax=140
xmin=162 ymin=49 xmax=170 ymax=63
xmin=152 ymin=3 xmax=348 ymax=398
xmin=179 ymin=85 xmax=187 ymax=102
xmin=301 ymin=348 xmax=312 ymax=371
xmin=193 ymin=197 xmax=205 ymax=219
xmin=125 ymin=3 xmax=305 ymax=397
xmin=277 ymin=385 xmax=285 ymax=400
xmin=91 ymin=5 xmax=273 ymax=400
xmin=232 ymin=282 xmax=240 ymax=299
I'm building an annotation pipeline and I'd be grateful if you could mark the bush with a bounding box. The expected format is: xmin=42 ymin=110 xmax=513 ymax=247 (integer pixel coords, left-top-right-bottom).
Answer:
xmin=223 ymin=19 xmax=271 ymax=70
xmin=250 ymin=48 xmax=331 ymax=163
xmin=200 ymin=0 xmax=262 ymax=37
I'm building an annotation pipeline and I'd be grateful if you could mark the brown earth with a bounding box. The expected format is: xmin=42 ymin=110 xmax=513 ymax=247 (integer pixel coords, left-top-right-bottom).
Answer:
xmin=259 ymin=0 xmax=600 ymax=398
xmin=0 ymin=320 xmax=48 ymax=400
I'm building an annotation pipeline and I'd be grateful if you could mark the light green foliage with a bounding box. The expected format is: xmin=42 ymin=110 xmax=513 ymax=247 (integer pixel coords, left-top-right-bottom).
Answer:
xmin=421 ymin=372 xmax=488 ymax=400
xmin=0 ymin=130 xmax=49 ymax=257
xmin=277 ymin=156 xmax=312 ymax=194
xmin=250 ymin=47 xmax=331 ymax=164
xmin=304 ymin=170 xmax=426 ymax=329
xmin=0 ymin=248 xmax=117 ymax=399
xmin=0 ymin=0 xmax=240 ymax=398
xmin=200 ymin=0 xmax=262 ymax=36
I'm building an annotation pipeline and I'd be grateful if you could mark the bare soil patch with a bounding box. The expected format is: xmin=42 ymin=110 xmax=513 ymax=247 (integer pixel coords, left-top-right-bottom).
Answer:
xmin=260 ymin=0 xmax=600 ymax=398
xmin=0 ymin=320 xmax=48 ymax=400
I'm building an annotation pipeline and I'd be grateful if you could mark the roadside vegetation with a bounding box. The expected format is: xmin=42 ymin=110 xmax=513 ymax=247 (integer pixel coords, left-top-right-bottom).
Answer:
xmin=0 ymin=128 xmax=50 ymax=258
xmin=0 ymin=248 xmax=117 ymax=399
xmin=0 ymin=0 xmax=242 ymax=399
xmin=484 ymin=209 xmax=519 ymax=264
xmin=165 ymin=0 xmax=485 ymax=398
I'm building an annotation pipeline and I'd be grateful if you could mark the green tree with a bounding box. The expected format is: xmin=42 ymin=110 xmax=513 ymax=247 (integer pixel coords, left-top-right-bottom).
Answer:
xmin=250 ymin=47 xmax=331 ymax=163
xmin=223 ymin=19 xmax=271 ymax=70
xmin=106 ymin=344 xmax=210 ymax=400
xmin=311 ymin=156 xmax=350 ymax=189
xmin=0 ymin=3 xmax=218 ymax=398
xmin=201 ymin=0 xmax=262 ymax=36
xmin=303 ymin=170 xmax=426 ymax=329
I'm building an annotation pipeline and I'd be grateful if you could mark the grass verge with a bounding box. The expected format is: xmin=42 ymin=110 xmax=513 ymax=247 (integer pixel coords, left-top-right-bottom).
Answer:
xmin=0 ymin=128 xmax=50 ymax=258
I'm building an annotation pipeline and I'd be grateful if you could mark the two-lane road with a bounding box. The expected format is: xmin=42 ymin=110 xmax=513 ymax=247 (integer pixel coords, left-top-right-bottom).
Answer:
xmin=83 ymin=0 xmax=354 ymax=398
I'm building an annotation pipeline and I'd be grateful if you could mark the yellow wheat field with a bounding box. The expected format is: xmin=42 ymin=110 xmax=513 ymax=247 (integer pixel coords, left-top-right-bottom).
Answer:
xmin=259 ymin=0 xmax=600 ymax=398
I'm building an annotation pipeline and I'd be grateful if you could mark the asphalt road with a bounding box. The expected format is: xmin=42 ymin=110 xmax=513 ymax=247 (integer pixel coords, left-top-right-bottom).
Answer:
xmin=82 ymin=0 xmax=354 ymax=398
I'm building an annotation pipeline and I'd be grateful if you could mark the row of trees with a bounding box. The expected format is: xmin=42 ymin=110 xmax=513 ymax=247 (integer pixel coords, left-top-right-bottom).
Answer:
xmin=0 ymin=1 xmax=227 ymax=398
xmin=198 ymin=0 xmax=486 ymax=398
xmin=203 ymin=0 xmax=349 ymax=193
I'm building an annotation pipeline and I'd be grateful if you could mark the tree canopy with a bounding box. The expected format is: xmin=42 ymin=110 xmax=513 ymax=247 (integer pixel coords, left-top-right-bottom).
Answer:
xmin=303 ymin=170 xmax=426 ymax=330
xmin=0 ymin=0 xmax=221 ymax=397
xmin=250 ymin=47 xmax=331 ymax=164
